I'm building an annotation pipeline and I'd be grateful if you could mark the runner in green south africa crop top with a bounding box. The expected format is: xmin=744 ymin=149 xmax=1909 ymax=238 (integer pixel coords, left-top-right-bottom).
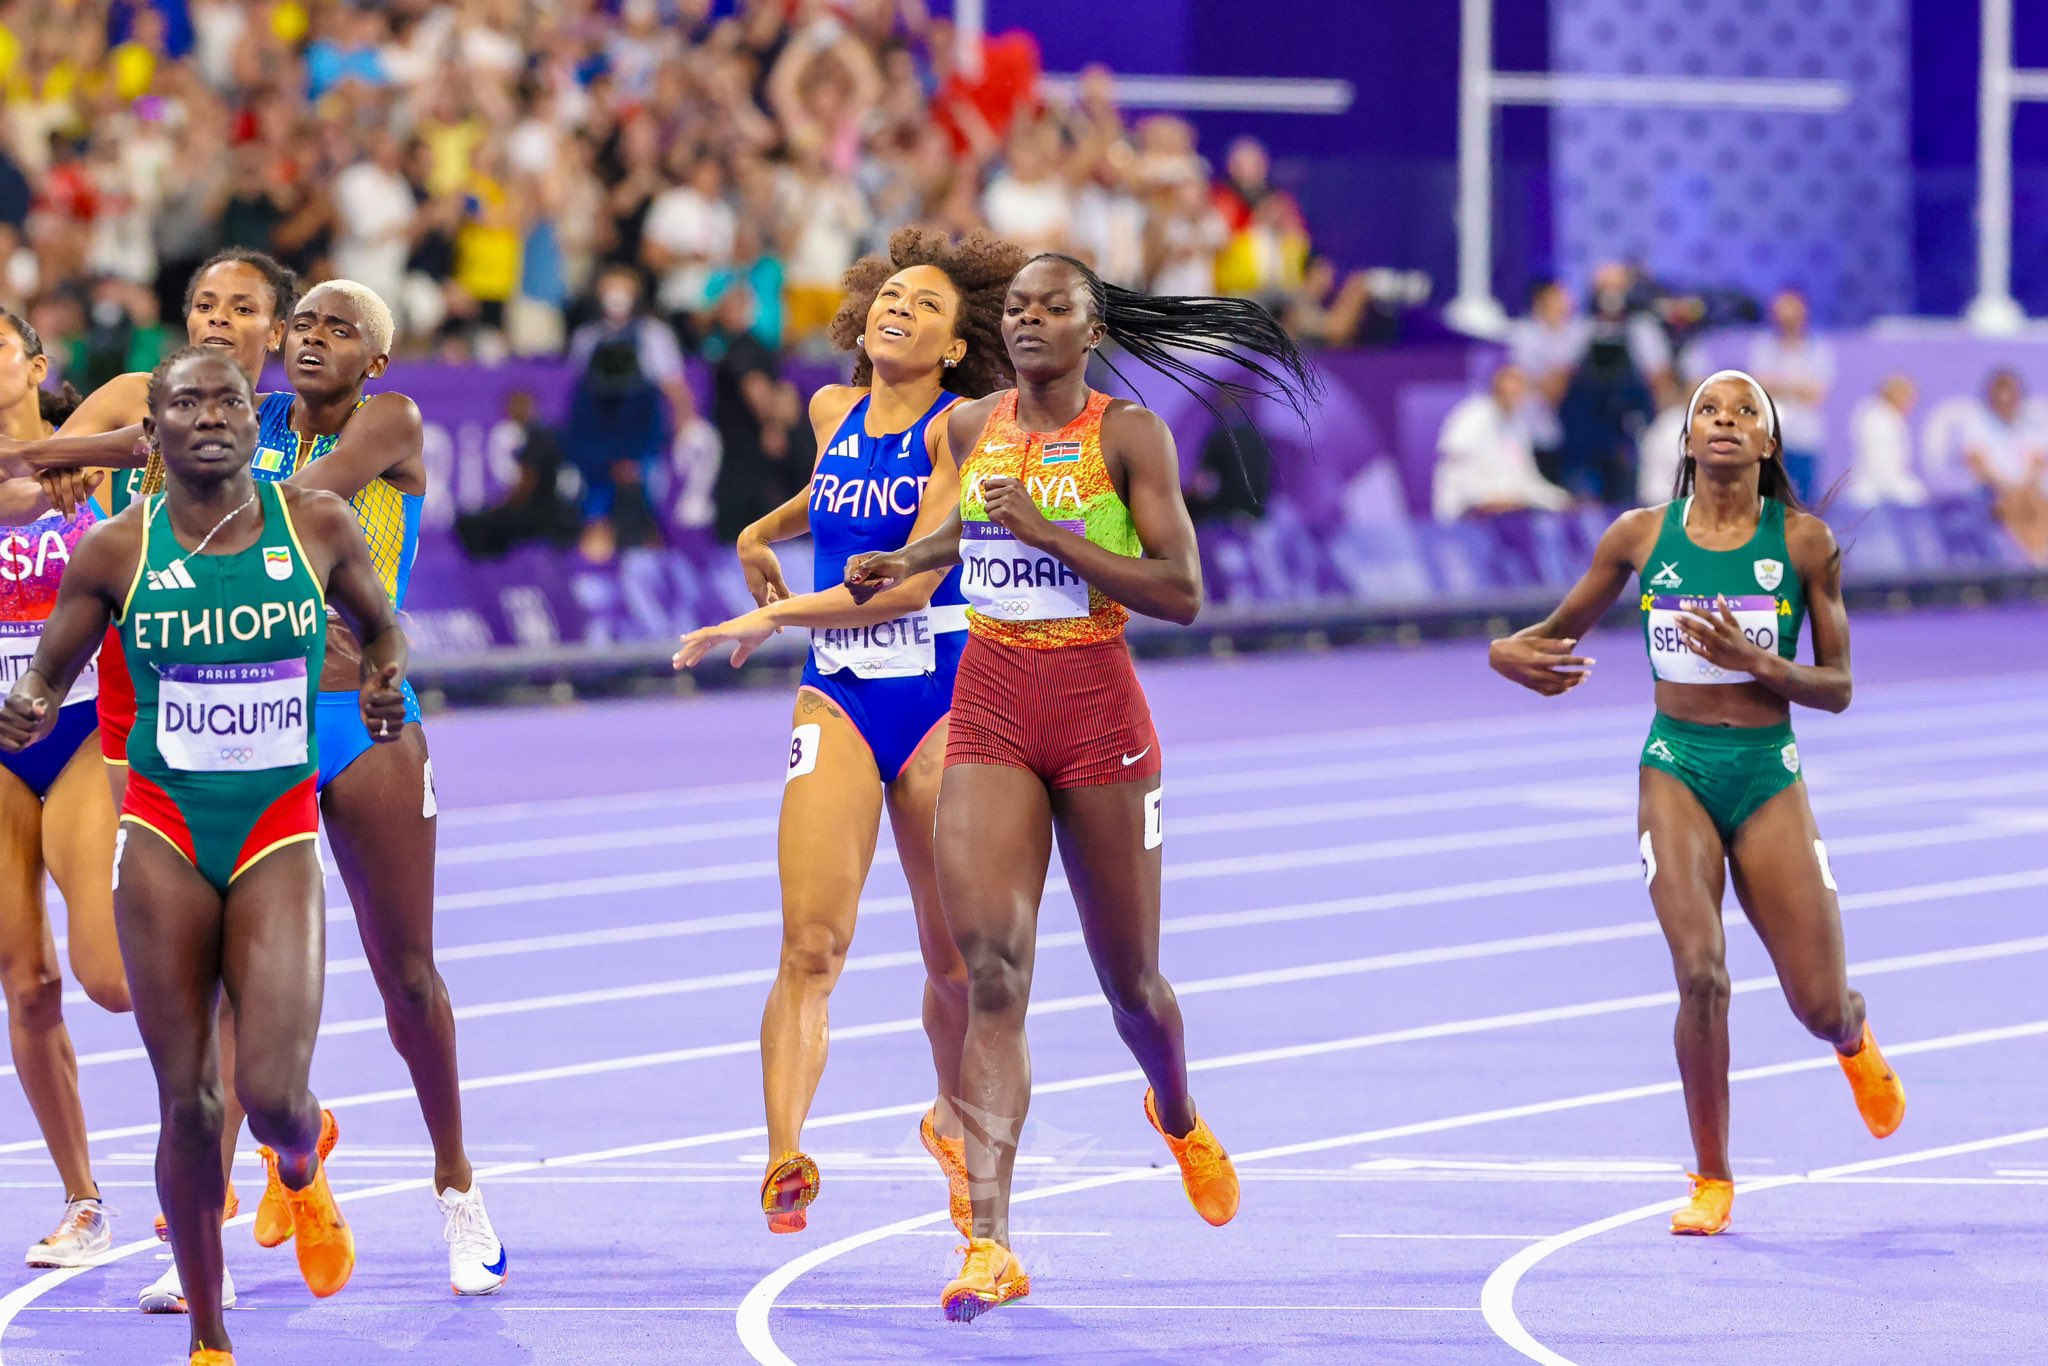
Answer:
xmin=1637 ymin=494 xmax=1810 ymax=839
xmin=118 ymin=478 xmax=326 ymax=892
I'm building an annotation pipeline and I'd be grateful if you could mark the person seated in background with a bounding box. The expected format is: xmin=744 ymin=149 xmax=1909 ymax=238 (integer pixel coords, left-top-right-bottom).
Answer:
xmin=1848 ymin=375 xmax=1929 ymax=507
xmin=455 ymin=390 xmax=582 ymax=558
xmin=1962 ymin=368 xmax=2048 ymax=564
xmin=1432 ymin=363 xmax=1571 ymax=522
xmin=1507 ymin=279 xmax=1588 ymax=484
xmin=1747 ymin=287 xmax=1832 ymax=502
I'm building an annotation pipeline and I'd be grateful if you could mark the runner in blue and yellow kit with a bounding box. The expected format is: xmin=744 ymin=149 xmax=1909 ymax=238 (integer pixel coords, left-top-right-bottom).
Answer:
xmin=0 ymin=347 xmax=410 ymax=1366
xmin=1489 ymin=370 xmax=1907 ymax=1236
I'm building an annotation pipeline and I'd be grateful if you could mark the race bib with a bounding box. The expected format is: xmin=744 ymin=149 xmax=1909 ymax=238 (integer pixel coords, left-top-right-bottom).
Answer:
xmin=811 ymin=604 xmax=967 ymax=679
xmin=156 ymin=659 xmax=308 ymax=772
xmin=0 ymin=620 xmax=98 ymax=704
xmin=1645 ymin=594 xmax=1781 ymax=685
xmin=961 ymin=519 xmax=1088 ymax=622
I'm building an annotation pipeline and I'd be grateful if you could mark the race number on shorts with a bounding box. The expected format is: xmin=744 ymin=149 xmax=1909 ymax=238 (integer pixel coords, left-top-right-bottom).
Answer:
xmin=1144 ymin=786 xmax=1163 ymax=850
xmin=787 ymin=723 xmax=821 ymax=782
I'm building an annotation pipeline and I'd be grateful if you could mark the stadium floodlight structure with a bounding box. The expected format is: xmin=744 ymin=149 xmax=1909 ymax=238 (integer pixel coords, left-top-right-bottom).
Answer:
xmin=1446 ymin=0 xmax=1850 ymax=339
xmin=1967 ymin=0 xmax=2048 ymax=334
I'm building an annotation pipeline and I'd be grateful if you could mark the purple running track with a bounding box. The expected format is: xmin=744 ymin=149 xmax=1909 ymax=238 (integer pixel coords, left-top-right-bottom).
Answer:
xmin=3 ymin=604 xmax=2047 ymax=1364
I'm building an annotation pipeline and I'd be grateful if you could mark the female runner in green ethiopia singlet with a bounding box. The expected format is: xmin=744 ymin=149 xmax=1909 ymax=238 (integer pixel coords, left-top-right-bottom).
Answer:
xmin=0 ymin=348 xmax=411 ymax=1366
xmin=1488 ymin=370 xmax=1905 ymax=1238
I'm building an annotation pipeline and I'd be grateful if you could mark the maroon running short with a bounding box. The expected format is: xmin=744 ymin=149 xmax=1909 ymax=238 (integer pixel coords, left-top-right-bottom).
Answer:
xmin=945 ymin=633 xmax=1162 ymax=788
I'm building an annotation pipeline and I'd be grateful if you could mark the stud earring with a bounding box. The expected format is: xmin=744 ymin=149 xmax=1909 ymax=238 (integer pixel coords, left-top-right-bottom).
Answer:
xmin=856 ymin=335 xmax=865 ymax=349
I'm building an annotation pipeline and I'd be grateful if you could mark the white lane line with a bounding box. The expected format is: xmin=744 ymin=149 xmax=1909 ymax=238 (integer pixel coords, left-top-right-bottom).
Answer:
xmin=22 ymin=860 xmax=2048 ymax=1087
xmin=1337 ymin=1233 xmax=1543 ymax=1241
xmin=6 ymin=995 xmax=2044 ymax=1362
xmin=1478 ymin=1123 xmax=2048 ymax=1366
xmin=419 ymin=683 xmax=2048 ymax=830
xmin=730 ymin=1019 xmax=2048 ymax=1365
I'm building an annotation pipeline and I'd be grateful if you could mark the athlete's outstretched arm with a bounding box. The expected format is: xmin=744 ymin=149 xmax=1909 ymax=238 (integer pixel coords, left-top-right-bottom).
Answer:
xmin=1489 ymin=507 xmax=1656 ymax=696
xmin=1678 ymin=513 xmax=1852 ymax=713
xmin=730 ymin=386 xmax=865 ymax=607
xmin=0 ymin=469 xmax=103 ymax=525
xmin=4 ymin=372 xmax=153 ymax=472
xmin=0 ymin=517 xmax=132 ymax=749
xmin=677 ymin=438 xmax=962 ymax=667
xmin=285 ymin=393 xmax=425 ymax=500
xmin=975 ymin=402 xmax=1202 ymax=625
xmin=843 ymin=504 xmax=963 ymax=605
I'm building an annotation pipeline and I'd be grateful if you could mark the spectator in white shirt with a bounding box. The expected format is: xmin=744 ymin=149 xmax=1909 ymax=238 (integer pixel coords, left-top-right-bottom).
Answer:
xmin=983 ymin=118 xmax=1074 ymax=258
xmin=1507 ymin=279 xmax=1588 ymax=479
xmin=1962 ymin=368 xmax=2048 ymax=563
xmin=1747 ymin=288 xmax=1833 ymax=502
xmin=331 ymin=132 xmax=417 ymax=318
xmin=1847 ymin=376 xmax=1928 ymax=507
xmin=1433 ymin=365 xmax=1572 ymax=522
xmin=643 ymin=155 xmax=737 ymax=323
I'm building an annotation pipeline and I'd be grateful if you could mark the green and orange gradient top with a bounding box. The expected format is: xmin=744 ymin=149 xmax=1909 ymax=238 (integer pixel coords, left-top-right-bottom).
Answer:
xmin=957 ymin=390 xmax=1142 ymax=649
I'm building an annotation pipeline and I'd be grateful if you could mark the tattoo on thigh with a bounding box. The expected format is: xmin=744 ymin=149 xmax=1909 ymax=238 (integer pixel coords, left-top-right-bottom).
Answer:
xmin=797 ymin=692 xmax=842 ymax=720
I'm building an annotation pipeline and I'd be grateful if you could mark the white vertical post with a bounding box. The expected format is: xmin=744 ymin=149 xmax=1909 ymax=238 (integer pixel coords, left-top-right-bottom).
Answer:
xmin=1969 ymin=0 xmax=2026 ymax=333
xmin=955 ymin=0 xmax=985 ymax=81
xmin=1447 ymin=0 xmax=1508 ymax=336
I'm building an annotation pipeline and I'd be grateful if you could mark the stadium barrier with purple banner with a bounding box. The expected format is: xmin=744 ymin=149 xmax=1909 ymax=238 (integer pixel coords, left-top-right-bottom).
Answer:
xmin=327 ymin=334 xmax=2047 ymax=689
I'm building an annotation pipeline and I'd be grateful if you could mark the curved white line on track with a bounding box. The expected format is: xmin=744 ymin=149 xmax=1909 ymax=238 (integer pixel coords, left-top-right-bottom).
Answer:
xmin=732 ymin=1020 xmax=2048 ymax=1364
xmin=1479 ymin=1124 xmax=2048 ymax=1364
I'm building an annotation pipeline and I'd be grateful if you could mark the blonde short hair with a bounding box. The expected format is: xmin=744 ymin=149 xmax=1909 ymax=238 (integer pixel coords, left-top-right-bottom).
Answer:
xmin=303 ymin=278 xmax=396 ymax=357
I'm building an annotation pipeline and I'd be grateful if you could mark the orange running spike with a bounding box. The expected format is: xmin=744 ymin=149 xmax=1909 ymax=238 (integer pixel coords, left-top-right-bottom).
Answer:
xmin=1838 ymin=1021 xmax=1906 ymax=1139
xmin=256 ymin=1109 xmax=339 ymax=1248
xmin=280 ymin=1111 xmax=354 ymax=1297
xmin=920 ymin=1108 xmax=972 ymax=1239
xmin=155 ymin=1182 xmax=239 ymax=1243
xmin=761 ymin=1152 xmax=819 ymax=1234
xmin=190 ymin=1349 xmax=235 ymax=1365
xmin=1144 ymin=1089 xmax=1239 ymax=1226
xmin=1670 ymin=1173 xmax=1733 ymax=1235
xmin=942 ymin=1238 xmax=1030 ymax=1323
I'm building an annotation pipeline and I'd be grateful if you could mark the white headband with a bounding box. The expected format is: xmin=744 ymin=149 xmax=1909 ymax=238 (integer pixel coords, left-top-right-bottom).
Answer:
xmin=1684 ymin=369 xmax=1780 ymax=447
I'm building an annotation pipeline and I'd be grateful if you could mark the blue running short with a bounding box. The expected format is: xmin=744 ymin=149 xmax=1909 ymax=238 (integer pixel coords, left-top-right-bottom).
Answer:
xmin=317 ymin=682 xmax=423 ymax=790
xmin=0 ymin=700 xmax=97 ymax=799
xmin=795 ymin=670 xmax=952 ymax=782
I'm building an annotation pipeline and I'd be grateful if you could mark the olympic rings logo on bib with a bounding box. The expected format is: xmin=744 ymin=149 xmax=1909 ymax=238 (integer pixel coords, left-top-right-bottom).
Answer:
xmin=215 ymin=746 xmax=257 ymax=766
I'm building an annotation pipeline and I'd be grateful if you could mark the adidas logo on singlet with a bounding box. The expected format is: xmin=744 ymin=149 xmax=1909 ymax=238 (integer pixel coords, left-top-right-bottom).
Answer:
xmin=825 ymin=436 xmax=861 ymax=460
xmin=145 ymin=560 xmax=198 ymax=592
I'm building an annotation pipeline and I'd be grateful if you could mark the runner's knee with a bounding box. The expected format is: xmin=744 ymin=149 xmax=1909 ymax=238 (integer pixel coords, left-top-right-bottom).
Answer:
xmin=0 ymin=950 xmax=63 ymax=1028
xmin=160 ymin=1083 xmax=225 ymax=1151
xmin=372 ymin=949 xmax=444 ymax=1022
xmin=960 ymin=936 xmax=1031 ymax=1017
xmin=1673 ymin=954 xmax=1730 ymax=1016
xmin=779 ymin=916 xmax=851 ymax=984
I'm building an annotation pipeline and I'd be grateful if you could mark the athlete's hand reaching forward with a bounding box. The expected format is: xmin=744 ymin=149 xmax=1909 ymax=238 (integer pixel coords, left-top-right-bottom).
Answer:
xmin=361 ymin=662 xmax=408 ymax=742
xmin=844 ymin=551 xmax=908 ymax=606
xmin=36 ymin=468 xmax=104 ymax=520
xmin=979 ymin=476 xmax=1057 ymax=549
xmin=1488 ymin=635 xmax=1594 ymax=697
xmin=674 ymin=608 xmax=778 ymax=670
xmin=0 ymin=690 xmax=53 ymax=753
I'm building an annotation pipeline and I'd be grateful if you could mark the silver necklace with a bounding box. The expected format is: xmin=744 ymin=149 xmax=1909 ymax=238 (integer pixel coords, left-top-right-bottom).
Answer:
xmin=151 ymin=489 xmax=257 ymax=566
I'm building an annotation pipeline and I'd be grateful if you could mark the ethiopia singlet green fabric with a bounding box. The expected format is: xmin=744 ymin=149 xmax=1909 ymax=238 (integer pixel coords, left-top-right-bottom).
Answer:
xmin=1639 ymin=496 xmax=1804 ymax=685
xmin=106 ymin=467 xmax=148 ymax=516
xmin=115 ymin=480 xmax=325 ymax=891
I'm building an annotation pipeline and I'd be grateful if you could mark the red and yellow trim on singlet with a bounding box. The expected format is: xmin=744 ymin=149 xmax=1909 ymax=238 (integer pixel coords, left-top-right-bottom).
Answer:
xmin=120 ymin=771 xmax=320 ymax=893
xmin=958 ymin=390 xmax=1143 ymax=650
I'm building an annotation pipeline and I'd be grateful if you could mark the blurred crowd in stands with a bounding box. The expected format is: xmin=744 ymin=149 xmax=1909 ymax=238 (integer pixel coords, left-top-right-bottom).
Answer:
xmin=1432 ymin=263 xmax=2048 ymax=565
xmin=0 ymin=0 xmax=1382 ymax=385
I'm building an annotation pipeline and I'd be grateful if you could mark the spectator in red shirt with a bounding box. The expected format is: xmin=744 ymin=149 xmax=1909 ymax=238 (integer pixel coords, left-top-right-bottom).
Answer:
xmin=926 ymin=20 xmax=1040 ymax=161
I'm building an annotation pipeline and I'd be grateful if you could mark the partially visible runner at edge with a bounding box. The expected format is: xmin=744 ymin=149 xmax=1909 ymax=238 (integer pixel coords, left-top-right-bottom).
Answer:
xmin=675 ymin=227 xmax=1027 ymax=1239
xmin=846 ymin=253 xmax=1322 ymax=1321
xmin=0 ymin=346 xmax=412 ymax=1366
xmin=0 ymin=311 xmax=130 ymax=1272
xmin=1487 ymin=369 xmax=1906 ymax=1236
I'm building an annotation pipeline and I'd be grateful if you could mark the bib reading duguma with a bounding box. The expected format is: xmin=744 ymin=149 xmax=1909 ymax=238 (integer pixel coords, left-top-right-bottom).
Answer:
xmin=156 ymin=659 xmax=310 ymax=772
